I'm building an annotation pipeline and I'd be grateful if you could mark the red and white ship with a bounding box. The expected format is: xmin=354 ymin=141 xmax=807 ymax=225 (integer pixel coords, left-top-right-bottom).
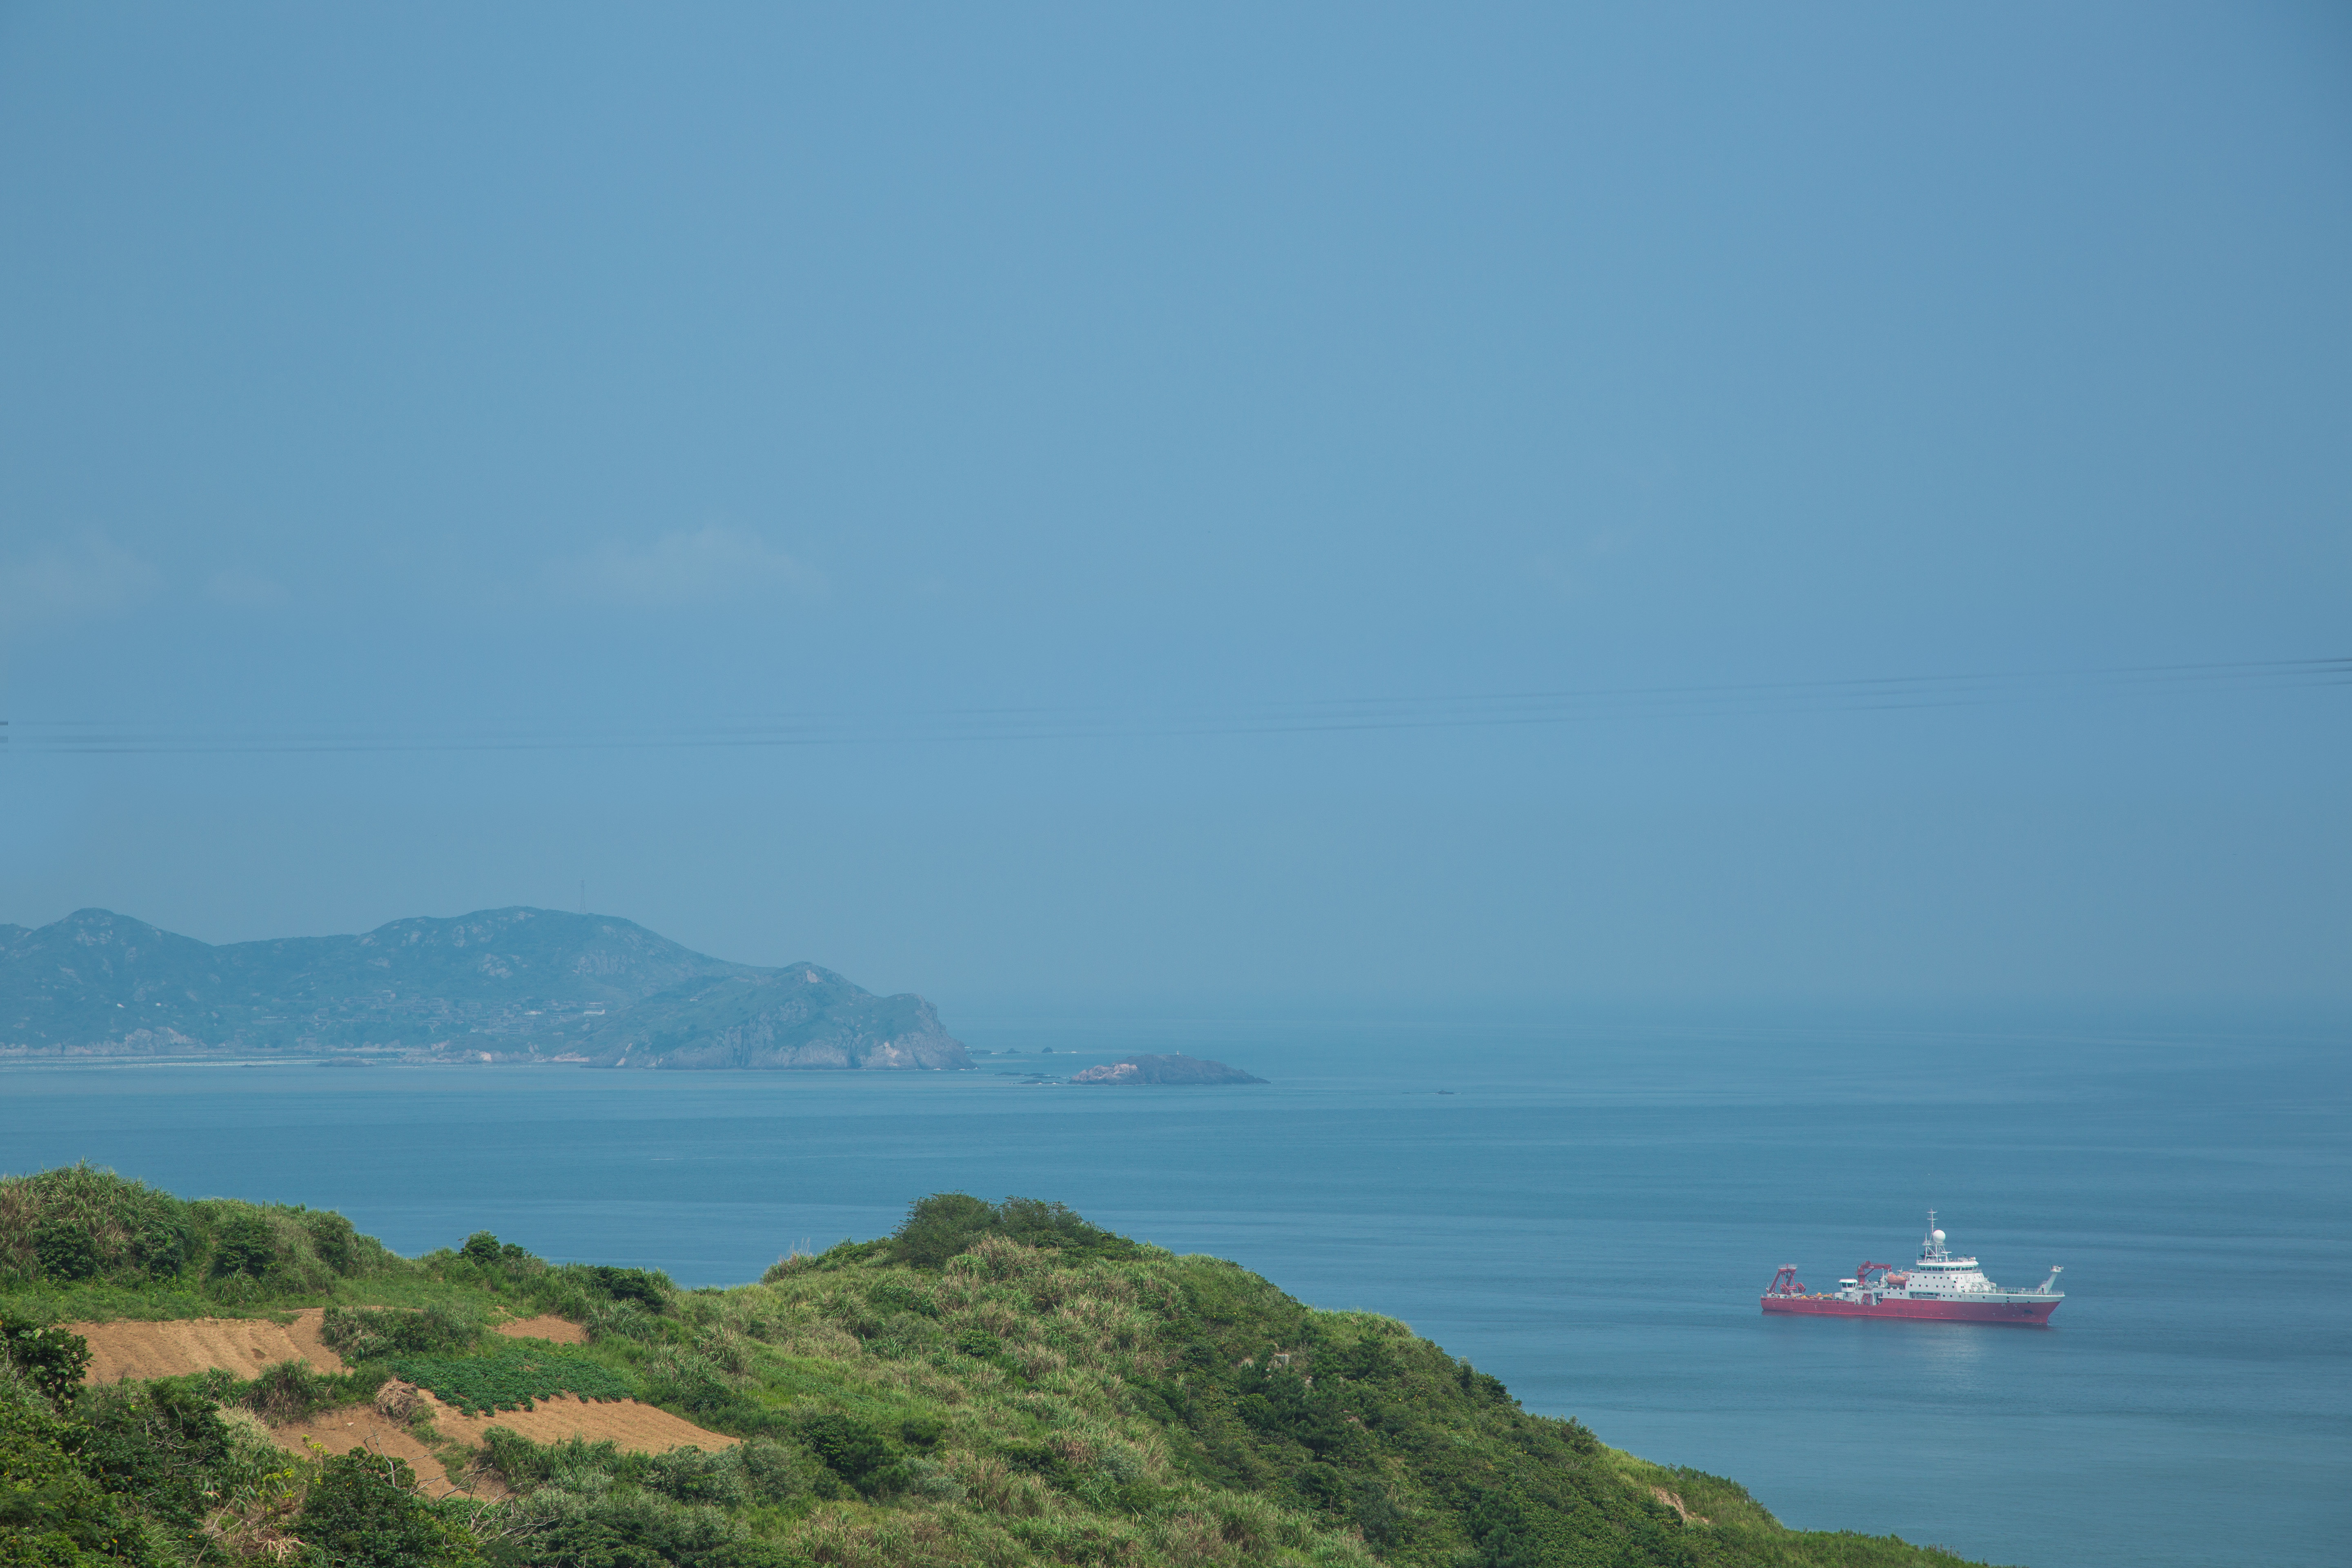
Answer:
xmin=1762 ymin=1212 xmax=2064 ymax=1325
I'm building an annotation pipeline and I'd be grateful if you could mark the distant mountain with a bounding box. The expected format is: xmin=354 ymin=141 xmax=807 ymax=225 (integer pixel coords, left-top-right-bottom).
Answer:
xmin=0 ymin=906 xmax=969 ymax=1071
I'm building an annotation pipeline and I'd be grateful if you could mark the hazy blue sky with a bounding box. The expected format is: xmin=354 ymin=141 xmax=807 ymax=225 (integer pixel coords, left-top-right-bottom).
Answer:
xmin=3 ymin=4 xmax=2346 ymax=1016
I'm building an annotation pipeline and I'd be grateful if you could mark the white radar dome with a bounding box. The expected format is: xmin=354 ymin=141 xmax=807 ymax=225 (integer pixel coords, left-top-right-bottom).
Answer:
xmin=1930 ymin=1229 xmax=1946 ymax=1243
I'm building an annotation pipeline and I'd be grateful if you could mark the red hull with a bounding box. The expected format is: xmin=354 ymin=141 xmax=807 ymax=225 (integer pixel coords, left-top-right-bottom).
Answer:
xmin=1762 ymin=1295 xmax=2056 ymax=1325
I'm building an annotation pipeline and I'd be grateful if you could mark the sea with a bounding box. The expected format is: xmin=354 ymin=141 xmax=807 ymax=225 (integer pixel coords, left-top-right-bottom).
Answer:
xmin=2 ymin=1013 xmax=2345 ymax=1568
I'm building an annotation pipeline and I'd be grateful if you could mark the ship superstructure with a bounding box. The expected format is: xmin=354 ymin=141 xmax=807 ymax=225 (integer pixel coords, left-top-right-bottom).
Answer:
xmin=1762 ymin=1212 xmax=2063 ymax=1324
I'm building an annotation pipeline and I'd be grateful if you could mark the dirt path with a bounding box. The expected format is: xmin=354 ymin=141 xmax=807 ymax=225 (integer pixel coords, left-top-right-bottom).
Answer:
xmin=71 ymin=1309 xmax=347 ymax=1384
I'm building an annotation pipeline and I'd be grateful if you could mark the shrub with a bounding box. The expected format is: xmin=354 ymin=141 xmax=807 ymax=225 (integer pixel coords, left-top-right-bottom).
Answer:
xmin=482 ymin=1492 xmax=798 ymax=1568
xmin=863 ymin=1280 xmax=935 ymax=1319
xmin=322 ymin=1305 xmax=480 ymax=1361
xmin=130 ymin=1217 xmax=191 ymax=1279
xmin=32 ymin=1223 xmax=97 ymax=1283
xmin=582 ymin=1268 xmax=670 ymax=1312
xmin=74 ymin=1381 xmax=274 ymax=1532
xmin=0 ymin=1165 xmax=201 ymax=1288
xmin=0 ymin=1386 xmax=144 ymax=1568
xmin=728 ymin=1441 xmax=810 ymax=1506
xmin=241 ymin=1360 xmax=348 ymax=1425
xmin=307 ymin=1214 xmax=361 ymax=1276
xmin=888 ymin=1194 xmax=1138 ymax=1270
xmin=479 ymin=1427 xmax=559 ymax=1493
xmin=793 ymin=1412 xmax=886 ymax=1489
xmin=295 ymin=1449 xmax=480 ymax=1568
xmin=209 ymin=1214 xmax=278 ymax=1281
xmin=639 ymin=1448 xmax=742 ymax=1508
xmin=0 ymin=1319 xmax=91 ymax=1408
xmin=889 ymin=1194 xmax=996 ymax=1270
xmin=639 ymin=1353 xmax=731 ymax=1417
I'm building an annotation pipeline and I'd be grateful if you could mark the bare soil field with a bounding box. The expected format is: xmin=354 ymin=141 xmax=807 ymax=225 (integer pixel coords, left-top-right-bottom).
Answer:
xmin=71 ymin=1308 xmax=347 ymax=1383
xmin=418 ymin=1390 xmax=737 ymax=1453
xmin=492 ymin=1314 xmax=590 ymax=1344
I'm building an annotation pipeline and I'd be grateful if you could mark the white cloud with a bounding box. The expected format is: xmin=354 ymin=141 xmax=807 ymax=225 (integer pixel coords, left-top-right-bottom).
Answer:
xmin=0 ymin=534 xmax=162 ymax=635
xmin=550 ymin=526 xmax=823 ymax=609
xmin=204 ymin=568 xmax=289 ymax=608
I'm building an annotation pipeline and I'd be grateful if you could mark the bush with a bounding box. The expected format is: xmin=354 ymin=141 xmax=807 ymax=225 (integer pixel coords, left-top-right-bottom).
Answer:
xmin=639 ymin=1448 xmax=742 ymax=1508
xmin=307 ymin=1214 xmax=361 ymax=1276
xmin=32 ymin=1224 xmax=97 ymax=1283
xmin=130 ymin=1218 xmax=191 ymax=1279
xmin=74 ymin=1381 xmax=274 ymax=1532
xmin=888 ymin=1194 xmax=1138 ymax=1270
xmin=241 ymin=1360 xmax=352 ymax=1425
xmin=210 ymin=1214 xmax=278 ymax=1281
xmin=0 ymin=1165 xmax=201 ymax=1289
xmin=322 ymin=1305 xmax=480 ymax=1361
xmin=479 ymin=1427 xmax=562 ymax=1493
xmin=295 ymin=1449 xmax=479 ymax=1568
xmin=0 ymin=1319 xmax=91 ymax=1408
xmin=482 ymin=1493 xmax=799 ymax=1568
xmin=0 ymin=1388 xmax=145 ymax=1568
xmin=582 ymin=1268 xmax=670 ymax=1312
xmin=793 ymin=1412 xmax=886 ymax=1489
xmin=639 ymin=1353 xmax=731 ymax=1417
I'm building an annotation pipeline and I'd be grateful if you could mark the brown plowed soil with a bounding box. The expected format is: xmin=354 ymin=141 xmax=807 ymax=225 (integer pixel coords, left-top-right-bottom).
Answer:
xmin=269 ymin=1408 xmax=495 ymax=1498
xmin=416 ymin=1390 xmax=737 ymax=1452
xmin=71 ymin=1309 xmax=347 ymax=1384
xmin=494 ymin=1315 xmax=590 ymax=1345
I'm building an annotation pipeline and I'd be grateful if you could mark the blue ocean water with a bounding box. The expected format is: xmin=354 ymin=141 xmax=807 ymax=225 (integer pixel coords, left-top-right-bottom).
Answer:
xmin=2 ymin=1016 xmax=2344 ymax=1568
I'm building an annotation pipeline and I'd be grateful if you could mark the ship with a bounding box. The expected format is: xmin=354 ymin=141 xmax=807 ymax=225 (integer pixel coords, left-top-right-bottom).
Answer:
xmin=1761 ymin=1212 xmax=2063 ymax=1324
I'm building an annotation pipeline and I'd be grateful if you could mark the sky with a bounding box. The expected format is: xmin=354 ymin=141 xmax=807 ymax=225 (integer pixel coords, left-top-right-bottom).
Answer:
xmin=2 ymin=3 xmax=2347 ymax=1018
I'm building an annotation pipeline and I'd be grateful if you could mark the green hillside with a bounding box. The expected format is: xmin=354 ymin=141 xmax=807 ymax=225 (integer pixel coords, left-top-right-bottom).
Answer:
xmin=0 ymin=1167 xmax=1998 ymax=1568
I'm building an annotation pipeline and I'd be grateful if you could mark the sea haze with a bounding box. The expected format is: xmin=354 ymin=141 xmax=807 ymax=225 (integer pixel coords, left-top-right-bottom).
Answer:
xmin=3 ymin=1016 xmax=2343 ymax=1568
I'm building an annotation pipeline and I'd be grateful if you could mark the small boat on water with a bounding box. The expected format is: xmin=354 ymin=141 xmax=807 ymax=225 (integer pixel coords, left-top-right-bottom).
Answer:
xmin=1762 ymin=1212 xmax=2063 ymax=1324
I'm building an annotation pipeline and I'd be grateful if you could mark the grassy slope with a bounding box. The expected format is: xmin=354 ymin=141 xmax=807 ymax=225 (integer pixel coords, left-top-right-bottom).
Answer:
xmin=0 ymin=1170 xmax=1999 ymax=1568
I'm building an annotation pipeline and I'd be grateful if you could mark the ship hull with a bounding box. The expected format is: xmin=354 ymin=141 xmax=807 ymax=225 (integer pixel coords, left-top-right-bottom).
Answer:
xmin=1762 ymin=1295 xmax=2057 ymax=1324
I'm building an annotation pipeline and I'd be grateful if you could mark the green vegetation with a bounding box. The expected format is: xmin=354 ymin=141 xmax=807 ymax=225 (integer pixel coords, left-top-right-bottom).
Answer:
xmin=0 ymin=1165 xmax=394 ymax=1309
xmin=389 ymin=1351 xmax=633 ymax=1417
xmin=878 ymin=1194 xmax=1144 ymax=1270
xmin=0 ymin=1168 xmax=2001 ymax=1568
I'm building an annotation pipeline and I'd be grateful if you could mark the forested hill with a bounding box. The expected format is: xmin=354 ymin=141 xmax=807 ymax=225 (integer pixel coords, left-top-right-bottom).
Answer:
xmin=0 ymin=906 xmax=968 ymax=1069
xmin=0 ymin=1168 xmax=1993 ymax=1568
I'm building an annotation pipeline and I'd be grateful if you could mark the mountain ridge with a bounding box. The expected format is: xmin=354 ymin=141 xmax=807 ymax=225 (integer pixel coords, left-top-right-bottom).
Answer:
xmin=0 ymin=906 xmax=968 ymax=1071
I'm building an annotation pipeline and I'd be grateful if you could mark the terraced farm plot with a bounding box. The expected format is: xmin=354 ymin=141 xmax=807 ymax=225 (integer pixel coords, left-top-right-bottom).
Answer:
xmin=388 ymin=1347 xmax=633 ymax=1415
xmin=70 ymin=1308 xmax=347 ymax=1382
xmin=422 ymin=1391 xmax=737 ymax=1453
